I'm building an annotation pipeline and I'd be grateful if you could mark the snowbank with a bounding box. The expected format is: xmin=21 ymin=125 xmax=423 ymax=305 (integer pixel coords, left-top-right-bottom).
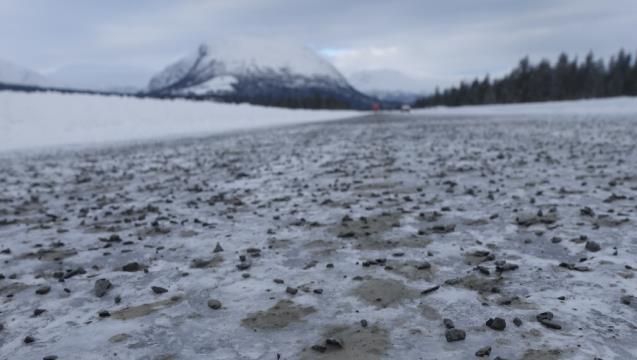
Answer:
xmin=413 ymin=96 xmax=637 ymax=115
xmin=0 ymin=91 xmax=360 ymax=152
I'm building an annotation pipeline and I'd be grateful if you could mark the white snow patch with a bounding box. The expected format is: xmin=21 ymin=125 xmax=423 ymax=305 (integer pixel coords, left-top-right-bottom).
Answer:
xmin=0 ymin=91 xmax=361 ymax=152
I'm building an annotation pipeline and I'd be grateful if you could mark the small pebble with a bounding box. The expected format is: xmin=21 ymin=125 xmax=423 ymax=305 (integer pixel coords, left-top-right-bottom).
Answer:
xmin=151 ymin=286 xmax=168 ymax=294
xmin=445 ymin=328 xmax=466 ymax=342
xmin=486 ymin=317 xmax=506 ymax=331
xmin=122 ymin=262 xmax=141 ymax=272
xmin=443 ymin=318 xmax=455 ymax=329
xmin=475 ymin=345 xmax=492 ymax=357
xmin=207 ymin=299 xmax=222 ymax=309
xmin=286 ymin=286 xmax=298 ymax=295
xmin=35 ymin=285 xmax=51 ymax=295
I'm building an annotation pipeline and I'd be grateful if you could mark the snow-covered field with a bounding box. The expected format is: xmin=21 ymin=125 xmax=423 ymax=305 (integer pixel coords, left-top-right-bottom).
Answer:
xmin=0 ymin=91 xmax=360 ymax=152
xmin=0 ymin=97 xmax=637 ymax=360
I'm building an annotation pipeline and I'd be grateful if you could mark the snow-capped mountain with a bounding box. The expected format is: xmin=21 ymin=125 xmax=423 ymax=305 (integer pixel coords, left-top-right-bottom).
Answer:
xmin=0 ymin=58 xmax=49 ymax=87
xmin=347 ymin=69 xmax=431 ymax=103
xmin=148 ymin=39 xmax=376 ymax=109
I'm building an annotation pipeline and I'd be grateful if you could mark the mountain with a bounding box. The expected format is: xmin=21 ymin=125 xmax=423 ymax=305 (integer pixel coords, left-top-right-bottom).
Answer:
xmin=0 ymin=59 xmax=49 ymax=87
xmin=347 ymin=69 xmax=431 ymax=103
xmin=147 ymin=39 xmax=377 ymax=109
xmin=46 ymin=63 xmax=154 ymax=93
xmin=362 ymin=90 xmax=426 ymax=104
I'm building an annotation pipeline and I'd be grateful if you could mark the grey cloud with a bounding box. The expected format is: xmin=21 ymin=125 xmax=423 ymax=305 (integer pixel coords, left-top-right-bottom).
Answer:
xmin=0 ymin=0 xmax=635 ymax=89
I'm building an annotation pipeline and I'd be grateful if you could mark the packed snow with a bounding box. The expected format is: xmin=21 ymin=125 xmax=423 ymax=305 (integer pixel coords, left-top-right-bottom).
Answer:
xmin=0 ymin=91 xmax=360 ymax=152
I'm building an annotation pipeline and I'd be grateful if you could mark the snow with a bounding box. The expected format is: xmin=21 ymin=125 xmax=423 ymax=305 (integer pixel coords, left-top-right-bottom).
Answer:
xmin=0 ymin=58 xmax=49 ymax=87
xmin=176 ymin=75 xmax=238 ymax=95
xmin=0 ymin=91 xmax=360 ymax=152
xmin=412 ymin=96 xmax=637 ymax=115
xmin=148 ymin=38 xmax=348 ymax=92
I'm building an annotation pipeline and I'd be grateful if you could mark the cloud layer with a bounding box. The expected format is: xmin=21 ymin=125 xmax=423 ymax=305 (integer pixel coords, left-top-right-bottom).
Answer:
xmin=1 ymin=0 xmax=635 ymax=88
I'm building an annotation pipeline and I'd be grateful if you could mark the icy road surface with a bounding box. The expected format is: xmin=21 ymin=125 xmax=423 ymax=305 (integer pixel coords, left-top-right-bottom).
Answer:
xmin=0 ymin=112 xmax=636 ymax=360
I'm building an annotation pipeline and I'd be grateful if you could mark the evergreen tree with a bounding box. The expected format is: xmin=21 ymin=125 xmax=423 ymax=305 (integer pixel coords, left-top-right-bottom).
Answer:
xmin=413 ymin=48 xmax=637 ymax=108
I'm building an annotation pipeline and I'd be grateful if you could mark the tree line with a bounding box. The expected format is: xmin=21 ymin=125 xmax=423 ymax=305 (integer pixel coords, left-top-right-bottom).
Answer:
xmin=414 ymin=49 xmax=637 ymax=107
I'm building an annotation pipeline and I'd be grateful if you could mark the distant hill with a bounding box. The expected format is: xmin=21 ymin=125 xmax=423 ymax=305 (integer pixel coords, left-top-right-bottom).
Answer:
xmin=0 ymin=58 xmax=50 ymax=87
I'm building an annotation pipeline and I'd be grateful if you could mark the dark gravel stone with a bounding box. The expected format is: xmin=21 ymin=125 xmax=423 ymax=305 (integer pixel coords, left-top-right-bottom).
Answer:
xmin=94 ymin=279 xmax=112 ymax=297
xmin=98 ymin=310 xmax=111 ymax=317
xmin=35 ymin=285 xmax=51 ymax=295
xmin=360 ymin=319 xmax=368 ymax=327
xmin=207 ymin=299 xmax=222 ymax=309
xmin=475 ymin=345 xmax=492 ymax=357
xmin=421 ymin=285 xmax=440 ymax=295
xmin=551 ymin=236 xmax=562 ymax=243
xmin=325 ymin=337 xmax=343 ymax=348
xmin=537 ymin=312 xmax=562 ymax=329
xmin=476 ymin=265 xmax=490 ymax=275
xmin=443 ymin=318 xmax=455 ymax=329
xmin=213 ymin=242 xmax=224 ymax=253
xmin=311 ymin=344 xmax=327 ymax=353
xmin=580 ymin=207 xmax=595 ymax=217
xmin=33 ymin=309 xmax=46 ymax=317
xmin=63 ymin=267 xmax=86 ymax=279
xmin=621 ymin=295 xmax=634 ymax=305
xmin=585 ymin=241 xmax=601 ymax=252
xmin=273 ymin=278 xmax=284 ymax=284
xmin=43 ymin=356 xmax=58 ymax=360
xmin=151 ymin=286 xmax=168 ymax=294
xmin=445 ymin=328 xmax=466 ymax=342
xmin=486 ymin=317 xmax=506 ymax=331
xmin=236 ymin=261 xmax=251 ymax=271
xmin=495 ymin=261 xmax=519 ymax=273
xmin=122 ymin=262 xmax=141 ymax=272
xmin=536 ymin=311 xmax=553 ymax=321
xmin=513 ymin=317 xmax=523 ymax=327
xmin=24 ymin=336 xmax=35 ymax=344
xmin=286 ymin=286 xmax=298 ymax=295
xmin=416 ymin=261 xmax=431 ymax=270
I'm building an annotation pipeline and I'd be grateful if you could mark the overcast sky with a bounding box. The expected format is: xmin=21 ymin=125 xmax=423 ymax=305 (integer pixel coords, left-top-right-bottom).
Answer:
xmin=1 ymin=0 xmax=636 ymax=90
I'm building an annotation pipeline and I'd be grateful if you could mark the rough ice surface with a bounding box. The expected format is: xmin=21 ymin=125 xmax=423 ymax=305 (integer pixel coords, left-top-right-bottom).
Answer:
xmin=1 ymin=100 xmax=637 ymax=359
xmin=0 ymin=91 xmax=359 ymax=152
